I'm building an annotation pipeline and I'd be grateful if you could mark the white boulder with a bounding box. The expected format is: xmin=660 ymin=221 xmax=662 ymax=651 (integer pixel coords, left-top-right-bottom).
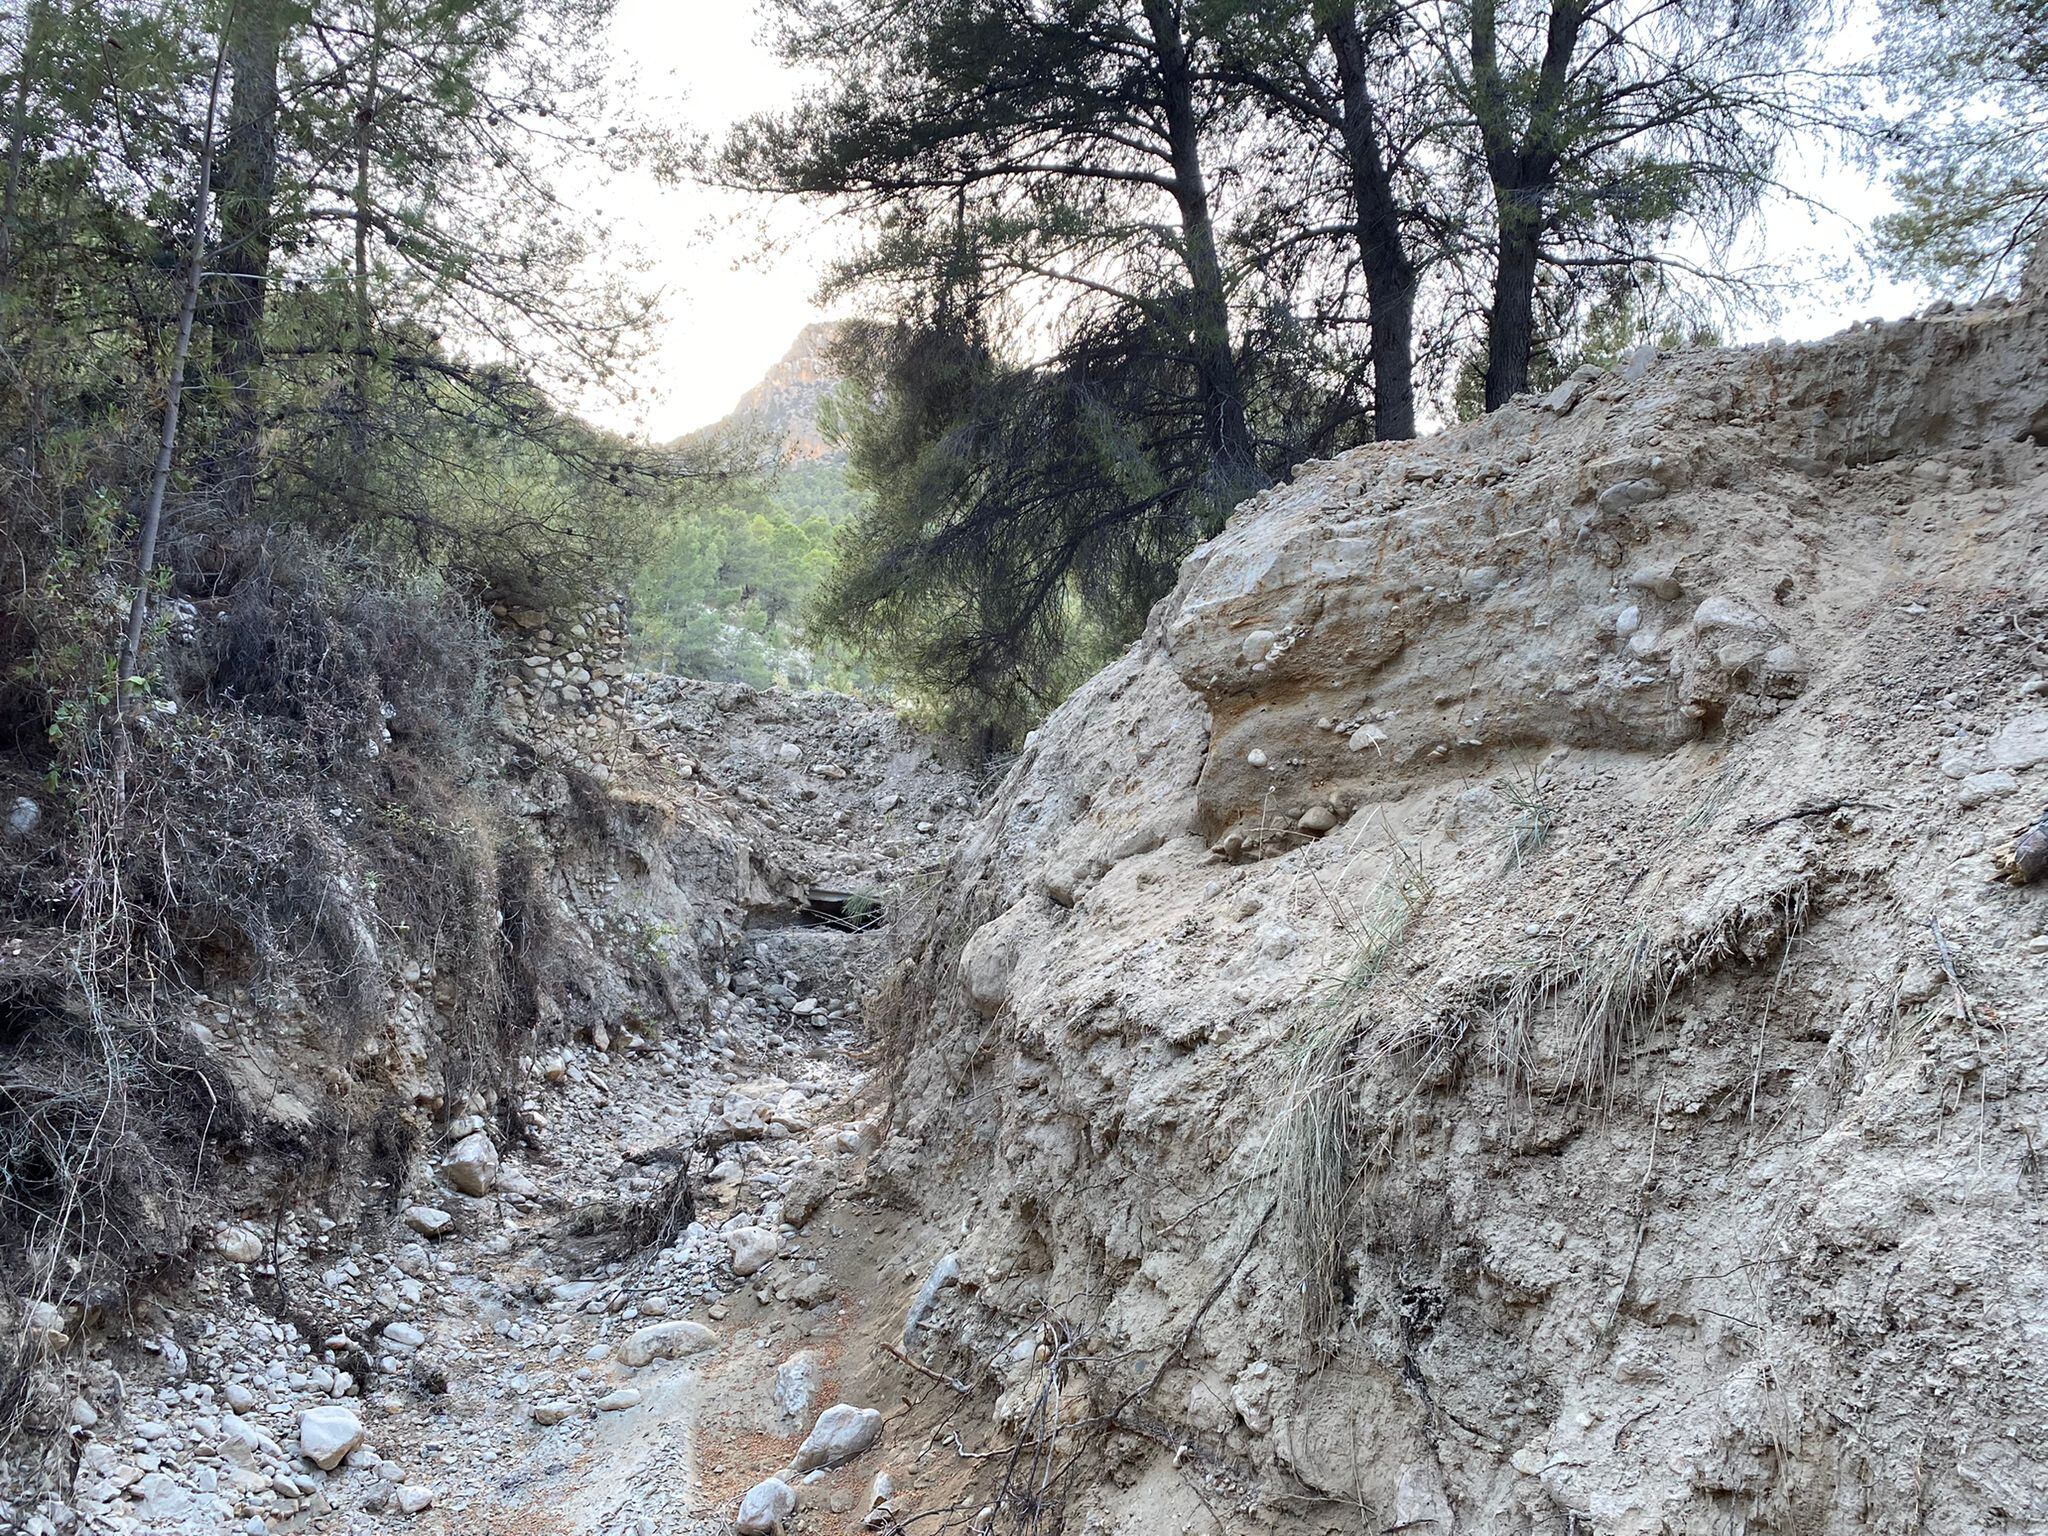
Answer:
xmin=440 ymin=1132 xmax=499 ymax=1196
xmin=793 ymin=1403 xmax=884 ymax=1472
xmin=395 ymin=1485 xmax=436 ymax=1515
xmin=727 ymin=1225 xmax=780 ymax=1277
xmin=735 ymin=1477 xmax=796 ymax=1534
xmin=297 ymin=1406 xmax=364 ymax=1470
xmin=773 ymin=1350 xmax=823 ymax=1420
xmin=617 ymin=1319 xmax=718 ymax=1368
xmin=214 ymin=1227 xmax=263 ymax=1264
xmin=402 ymin=1206 xmax=453 ymax=1238
xmin=1988 ymin=710 xmax=2048 ymax=771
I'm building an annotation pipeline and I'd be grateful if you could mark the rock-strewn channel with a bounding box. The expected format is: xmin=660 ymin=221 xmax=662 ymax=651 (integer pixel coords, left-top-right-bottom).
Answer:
xmin=8 ymin=292 xmax=2048 ymax=1536
xmin=2 ymin=678 xmax=977 ymax=1536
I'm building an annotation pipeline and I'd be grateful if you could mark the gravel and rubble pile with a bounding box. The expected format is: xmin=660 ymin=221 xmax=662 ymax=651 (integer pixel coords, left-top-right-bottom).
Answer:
xmin=3 ymin=677 xmax=972 ymax=1536
xmin=29 ymin=943 xmax=892 ymax=1535
xmin=621 ymin=676 xmax=979 ymax=890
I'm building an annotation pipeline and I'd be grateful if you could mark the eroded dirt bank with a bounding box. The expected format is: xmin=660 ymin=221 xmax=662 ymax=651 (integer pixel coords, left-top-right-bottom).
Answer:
xmin=1 ymin=678 xmax=982 ymax=1536
xmin=871 ymin=292 xmax=2048 ymax=1535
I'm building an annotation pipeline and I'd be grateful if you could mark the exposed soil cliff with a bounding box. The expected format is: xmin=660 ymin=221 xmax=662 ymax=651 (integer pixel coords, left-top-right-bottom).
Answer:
xmin=874 ymin=292 xmax=2048 ymax=1535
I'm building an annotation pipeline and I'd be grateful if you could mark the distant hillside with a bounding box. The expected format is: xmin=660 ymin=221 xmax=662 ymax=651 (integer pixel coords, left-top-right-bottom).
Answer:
xmin=718 ymin=321 xmax=846 ymax=463
xmin=634 ymin=455 xmax=871 ymax=692
xmin=634 ymin=323 xmax=875 ymax=688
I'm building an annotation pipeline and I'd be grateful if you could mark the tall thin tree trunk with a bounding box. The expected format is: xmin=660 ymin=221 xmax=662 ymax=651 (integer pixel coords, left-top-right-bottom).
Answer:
xmin=1326 ymin=5 xmax=1417 ymax=441
xmin=116 ymin=26 xmax=230 ymax=792
xmin=1483 ymin=206 xmax=1542 ymax=409
xmin=1144 ymin=0 xmax=1260 ymax=523
xmin=1471 ymin=0 xmax=1584 ymax=412
xmin=350 ymin=9 xmax=383 ymax=474
xmin=213 ymin=3 xmax=282 ymax=523
xmin=0 ymin=0 xmax=53 ymax=296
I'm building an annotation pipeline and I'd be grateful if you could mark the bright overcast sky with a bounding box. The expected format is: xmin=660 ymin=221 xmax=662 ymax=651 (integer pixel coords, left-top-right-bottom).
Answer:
xmin=574 ymin=0 xmax=839 ymax=442
xmin=579 ymin=2 xmax=1926 ymax=445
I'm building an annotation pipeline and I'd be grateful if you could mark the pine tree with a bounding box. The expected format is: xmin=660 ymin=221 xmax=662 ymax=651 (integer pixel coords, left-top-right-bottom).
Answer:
xmin=1874 ymin=0 xmax=2048 ymax=292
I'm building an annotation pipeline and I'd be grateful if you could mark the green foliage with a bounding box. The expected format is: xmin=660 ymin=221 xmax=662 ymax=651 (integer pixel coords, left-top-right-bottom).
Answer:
xmin=727 ymin=0 xmax=1839 ymax=743
xmin=808 ymin=314 xmax=1278 ymax=744
xmin=1874 ymin=0 xmax=2048 ymax=291
xmin=0 ymin=0 xmax=713 ymax=629
xmin=0 ymin=0 xmax=679 ymax=1328
xmin=633 ymin=461 xmax=873 ymax=691
xmin=726 ymin=0 xmax=1386 ymax=742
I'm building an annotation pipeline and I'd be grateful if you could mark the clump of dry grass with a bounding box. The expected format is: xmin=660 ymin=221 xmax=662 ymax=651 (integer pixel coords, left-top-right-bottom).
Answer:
xmin=1270 ymin=851 xmax=1434 ymax=1348
xmin=1560 ymin=920 xmax=1669 ymax=1094
xmin=1269 ymin=852 xmax=1817 ymax=1353
xmin=1494 ymin=764 xmax=1557 ymax=871
xmin=1670 ymin=762 xmax=1746 ymax=841
xmin=1487 ymin=927 xmax=1682 ymax=1104
xmin=1489 ymin=881 xmax=1812 ymax=1105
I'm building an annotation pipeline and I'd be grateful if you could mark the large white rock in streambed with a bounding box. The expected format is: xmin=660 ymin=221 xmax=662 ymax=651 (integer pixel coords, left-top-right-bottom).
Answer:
xmin=214 ymin=1227 xmax=263 ymax=1264
xmin=727 ymin=1225 xmax=780 ymax=1276
xmin=617 ymin=1319 xmax=718 ymax=1368
xmin=440 ymin=1132 xmax=499 ymax=1196
xmin=297 ymin=1406 xmax=364 ymax=1470
xmin=736 ymin=1477 xmax=796 ymax=1534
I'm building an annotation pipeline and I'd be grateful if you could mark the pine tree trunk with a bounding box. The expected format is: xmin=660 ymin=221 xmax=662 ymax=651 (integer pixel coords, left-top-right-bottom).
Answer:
xmin=1326 ymin=6 xmax=1416 ymax=442
xmin=1471 ymin=0 xmax=1584 ymax=413
xmin=1145 ymin=0 xmax=1259 ymax=522
xmin=1484 ymin=202 xmax=1542 ymax=410
xmin=213 ymin=5 xmax=281 ymax=523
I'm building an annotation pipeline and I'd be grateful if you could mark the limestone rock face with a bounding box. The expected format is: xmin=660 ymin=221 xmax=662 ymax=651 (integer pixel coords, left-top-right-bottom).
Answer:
xmin=879 ymin=295 xmax=2048 ymax=1536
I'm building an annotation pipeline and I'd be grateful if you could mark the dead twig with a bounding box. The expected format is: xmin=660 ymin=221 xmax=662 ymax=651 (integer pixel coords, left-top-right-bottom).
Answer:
xmin=883 ymin=1342 xmax=971 ymax=1395
xmin=1114 ymin=1196 xmax=1278 ymax=1423
xmin=1604 ymin=1083 xmax=1663 ymax=1339
xmin=1739 ymin=798 xmax=1888 ymax=834
xmin=1928 ymin=917 xmax=1976 ymax=1026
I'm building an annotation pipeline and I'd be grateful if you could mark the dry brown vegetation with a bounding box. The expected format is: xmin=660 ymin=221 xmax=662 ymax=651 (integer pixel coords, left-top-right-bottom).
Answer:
xmin=0 ymin=519 xmax=579 ymax=1441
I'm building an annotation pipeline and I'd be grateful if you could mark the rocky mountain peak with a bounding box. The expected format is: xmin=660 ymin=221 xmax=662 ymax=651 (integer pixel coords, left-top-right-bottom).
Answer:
xmin=719 ymin=321 xmax=847 ymax=463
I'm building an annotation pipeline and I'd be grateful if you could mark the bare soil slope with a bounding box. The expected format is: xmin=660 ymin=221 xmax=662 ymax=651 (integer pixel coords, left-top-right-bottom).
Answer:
xmin=0 ymin=675 xmax=980 ymax=1536
xmin=874 ymin=293 xmax=2048 ymax=1535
